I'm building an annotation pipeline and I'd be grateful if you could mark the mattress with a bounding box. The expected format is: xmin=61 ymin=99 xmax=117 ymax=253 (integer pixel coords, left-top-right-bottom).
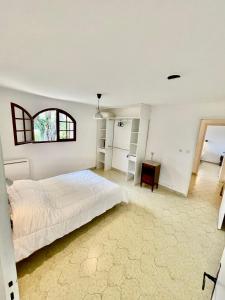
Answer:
xmin=7 ymin=170 xmax=126 ymax=262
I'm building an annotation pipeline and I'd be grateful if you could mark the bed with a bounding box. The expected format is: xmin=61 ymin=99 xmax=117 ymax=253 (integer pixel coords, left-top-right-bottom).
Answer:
xmin=5 ymin=159 xmax=126 ymax=262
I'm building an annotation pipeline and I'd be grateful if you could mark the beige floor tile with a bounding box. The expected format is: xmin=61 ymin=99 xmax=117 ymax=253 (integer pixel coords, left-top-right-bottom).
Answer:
xmin=102 ymin=286 xmax=121 ymax=300
xmin=17 ymin=162 xmax=225 ymax=299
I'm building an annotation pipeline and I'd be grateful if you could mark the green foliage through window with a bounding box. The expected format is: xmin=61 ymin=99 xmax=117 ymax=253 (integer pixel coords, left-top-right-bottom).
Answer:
xmin=34 ymin=110 xmax=57 ymax=141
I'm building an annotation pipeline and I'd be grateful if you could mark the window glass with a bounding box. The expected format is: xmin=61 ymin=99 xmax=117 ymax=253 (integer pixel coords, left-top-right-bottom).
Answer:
xmin=69 ymin=123 xmax=74 ymax=130
xmin=59 ymin=113 xmax=66 ymax=121
xmin=17 ymin=132 xmax=25 ymax=143
xmin=24 ymin=113 xmax=30 ymax=119
xmin=59 ymin=131 xmax=67 ymax=139
xmin=58 ymin=112 xmax=75 ymax=141
xmin=26 ymin=131 xmax=32 ymax=142
xmin=60 ymin=122 xmax=67 ymax=130
xmin=15 ymin=107 xmax=23 ymax=118
xmin=34 ymin=110 xmax=57 ymax=141
xmin=16 ymin=119 xmax=24 ymax=131
xmin=25 ymin=120 xmax=31 ymax=130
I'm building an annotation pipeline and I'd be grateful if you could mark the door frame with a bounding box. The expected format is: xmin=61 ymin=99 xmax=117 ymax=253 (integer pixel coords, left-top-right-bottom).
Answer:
xmin=0 ymin=137 xmax=19 ymax=300
xmin=192 ymin=119 xmax=225 ymax=175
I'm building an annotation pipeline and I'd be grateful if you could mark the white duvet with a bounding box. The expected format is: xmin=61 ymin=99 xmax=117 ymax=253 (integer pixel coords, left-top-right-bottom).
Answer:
xmin=7 ymin=170 xmax=126 ymax=262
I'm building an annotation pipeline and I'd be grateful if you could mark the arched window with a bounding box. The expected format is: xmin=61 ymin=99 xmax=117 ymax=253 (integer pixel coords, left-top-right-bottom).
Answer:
xmin=11 ymin=103 xmax=76 ymax=145
xmin=33 ymin=109 xmax=76 ymax=142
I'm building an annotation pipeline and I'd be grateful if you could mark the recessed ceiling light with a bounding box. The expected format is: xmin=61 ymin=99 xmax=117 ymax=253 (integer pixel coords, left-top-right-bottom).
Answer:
xmin=167 ymin=75 xmax=181 ymax=80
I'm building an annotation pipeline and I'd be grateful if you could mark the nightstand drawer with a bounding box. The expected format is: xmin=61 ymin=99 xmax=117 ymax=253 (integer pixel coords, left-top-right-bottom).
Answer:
xmin=142 ymin=163 xmax=154 ymax=170
xmin=142 ymin=165 xmax=155 ymax=176
xmin=141 ymin=174 xmax=154 ymax=184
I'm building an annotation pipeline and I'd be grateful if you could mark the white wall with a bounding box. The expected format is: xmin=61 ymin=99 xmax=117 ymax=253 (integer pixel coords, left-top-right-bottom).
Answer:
xmin=112 ymin=120 xmax=132 ymax=172
xmin=103 ymin=105 xmax=140 ymax=118
xmin=146 ymin=101 xmax=225 ymax=195
xmin=201 ymin=125 xmax=225 ymax=164
xmin=0 ymin=87 xmax=97 ymax=179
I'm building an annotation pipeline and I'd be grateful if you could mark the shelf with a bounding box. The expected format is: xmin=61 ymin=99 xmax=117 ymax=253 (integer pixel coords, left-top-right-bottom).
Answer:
xmin=127 ymin=172 xmax=135 ymax=182
xmin=108 ymin=146 xmax=129 ymax=151
xmin=99 ymin=137 xmax=106 ymax=140
xmin=130 ymin=143 xmax=137 ymax=146
xmin=109 ymin=117 xmax=140 ymax=120
xmin=128 ymin=170 xmax=135 ymax=175
xmin=128 ymin=159 xmax=136 ymax=176
xmin=100 ymin=128 xmax=106 ymax=131
xmin=131 ymin=131 xmax=139 ymax=134
xmin=98 ymin=148 xmax=106 ymax=153
xmin=128 ymin=155 xmax=136 ymax=162
xmin=98 ymin=159 xmax=105 ymax=164
xmin=129 ymin=152 xmax=136 ymax=156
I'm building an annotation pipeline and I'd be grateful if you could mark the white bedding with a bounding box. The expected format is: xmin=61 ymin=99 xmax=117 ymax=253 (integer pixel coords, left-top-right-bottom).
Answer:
xmin=7 ymin=170 xmax=126 ymax=262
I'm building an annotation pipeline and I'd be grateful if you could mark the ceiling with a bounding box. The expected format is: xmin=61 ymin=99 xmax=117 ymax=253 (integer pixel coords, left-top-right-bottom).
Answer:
xmin=1 ymin=0 xmax=225 ymax=107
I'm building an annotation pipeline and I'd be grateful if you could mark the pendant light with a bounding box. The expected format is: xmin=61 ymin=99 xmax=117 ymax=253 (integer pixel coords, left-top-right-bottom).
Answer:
xmin=94 ymin=93 xmax=103 ymax=119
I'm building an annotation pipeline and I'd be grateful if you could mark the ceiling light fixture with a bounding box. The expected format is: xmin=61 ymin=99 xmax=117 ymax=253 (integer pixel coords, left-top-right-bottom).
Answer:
xmin=167 ymin=74 xmax=181 ymax=80
xmin=94 ymin=93 xmax=103 ymax=119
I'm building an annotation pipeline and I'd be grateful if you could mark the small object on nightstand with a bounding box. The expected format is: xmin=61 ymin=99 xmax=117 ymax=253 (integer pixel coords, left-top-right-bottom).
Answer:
xmin=141 ymin=160 xmax=161 ymax=192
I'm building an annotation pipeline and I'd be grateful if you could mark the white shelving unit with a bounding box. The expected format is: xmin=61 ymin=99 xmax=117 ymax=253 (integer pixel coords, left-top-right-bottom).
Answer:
xmin=96 ymin=112 xmax=149 ymax=185
xmin=96 ymin=119 xmax=114 ymax=171
xmin=127 ymin=119 xmax=139 ymax=182
xmin=133 ymin=117 xmax=150 ymax=184
xmin=126 ymin=118 xmax=150 ymax=184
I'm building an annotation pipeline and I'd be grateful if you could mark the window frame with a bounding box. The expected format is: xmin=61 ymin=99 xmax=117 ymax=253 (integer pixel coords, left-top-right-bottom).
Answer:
xmin=57 ymin=109 xmax=76 ymax=142
xmin=33 ymin=108 xmax=76 ymax=143
xmin=11 ymin=103 xmax=34 ymax=145
xmin=11 ymin=103 xmax=76 ymax=145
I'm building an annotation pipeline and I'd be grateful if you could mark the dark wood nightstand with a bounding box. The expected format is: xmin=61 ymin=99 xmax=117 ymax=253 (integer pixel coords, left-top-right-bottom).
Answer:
xmin=140 ymin=160 xmax=161 ymax=192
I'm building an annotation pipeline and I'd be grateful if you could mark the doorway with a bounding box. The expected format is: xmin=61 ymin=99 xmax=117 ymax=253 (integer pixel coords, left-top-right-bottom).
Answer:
xmin=189 ymin=119 xmax=225 ymax=205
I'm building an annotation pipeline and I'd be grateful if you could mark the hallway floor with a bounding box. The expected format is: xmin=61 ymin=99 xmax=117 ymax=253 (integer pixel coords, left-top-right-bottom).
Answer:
xmin=17 ymin=165 xmax=225 ymax=300
xmin=189 ymin=161 xmax=223 ymax=208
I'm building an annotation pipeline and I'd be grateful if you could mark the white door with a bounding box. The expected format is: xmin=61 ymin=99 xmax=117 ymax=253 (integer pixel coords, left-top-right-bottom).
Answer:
xmin=0 ymin=137 xmax=19 ymax=300
xmin=218 ymin=192 xmax=225 ymax=229
xmin=212 ymin=248 xmax=225 ymax=300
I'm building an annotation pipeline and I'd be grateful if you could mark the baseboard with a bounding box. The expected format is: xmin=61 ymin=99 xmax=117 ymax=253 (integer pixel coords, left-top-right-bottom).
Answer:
xmin=92 ymin=166 xmax=127 ymax=176
xmin=159 ymin=184 xmax=187 ymax=198
xmin=111 ymin=167 xmax=127 ymax=175
xmin=200 ymin=160 xmax=220 ymax=165
xmin=89 ymin=166 xmax=96 ymax=170
xmin=93 ymin=166 xmax=187 ymax=197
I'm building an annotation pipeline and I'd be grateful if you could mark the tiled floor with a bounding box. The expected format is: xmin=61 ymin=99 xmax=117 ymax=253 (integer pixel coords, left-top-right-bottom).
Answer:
xmin=17 ymin=162 xmax=225 ymax=299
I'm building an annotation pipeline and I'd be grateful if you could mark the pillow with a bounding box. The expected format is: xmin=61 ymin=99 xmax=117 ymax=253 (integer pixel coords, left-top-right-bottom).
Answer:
xmin=7 ymin=185 xmax=22 ymax=207
xmin=8 ymin=180 xmax=48 ymax=207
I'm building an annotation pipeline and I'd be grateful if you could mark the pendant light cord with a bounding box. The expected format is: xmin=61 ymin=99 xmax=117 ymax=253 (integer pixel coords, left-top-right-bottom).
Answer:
xmin=97 ymin=98 xmax=100 ymax=111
